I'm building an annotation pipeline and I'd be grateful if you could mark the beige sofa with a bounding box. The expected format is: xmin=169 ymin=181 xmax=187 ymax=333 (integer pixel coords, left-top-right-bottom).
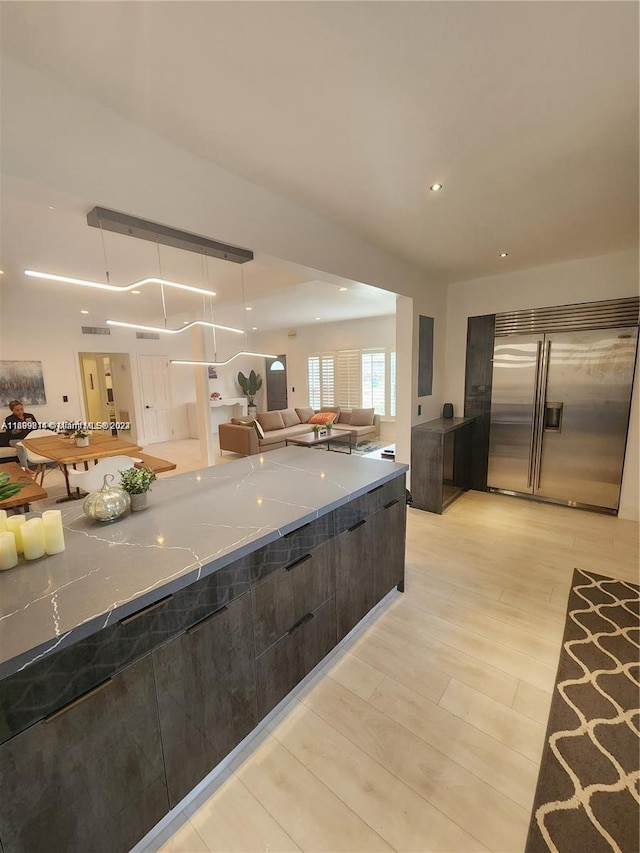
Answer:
xmin=218 ymin=406 xmax=380 ymax=456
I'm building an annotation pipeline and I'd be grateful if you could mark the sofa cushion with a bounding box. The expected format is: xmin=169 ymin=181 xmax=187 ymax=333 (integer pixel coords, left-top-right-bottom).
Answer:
xmin=295 ymin=407 xmax=315 ymax=423
xmin=257 ymin=411 xmax=285 ymax=432
xmin=280 ymin=408 xmax=301 ymax=428
xmin=350 ymin=407 xmax=375 ymax=426
xmin=309 ymin=412 xmax=337 ymax=425
xmin=320 ymin=406 xmax=341 ymax=423
xmin=231 ymin=418 xmax=255 ymax=426
xmin=338 ymin=410 xmax=351 ymax=424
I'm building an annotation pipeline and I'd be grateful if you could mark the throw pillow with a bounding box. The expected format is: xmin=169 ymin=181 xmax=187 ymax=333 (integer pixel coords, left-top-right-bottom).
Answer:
xmin=257 ymin=410 xmax=285 ymax=432
xmin=308 ymin=412 xmax=336 ymax=425
xmin=253 ymin=420 xmax=265 ymax=440
xmin=350 ymin=407 xmax=375 ymax=426
xmin=231 ymin=418 xmax=256 ymax=426
xmin=320 ymin=406 xmax=341 ymax=423
xmin=280 ymin=408 xmax=301 ymax=428
xmin=338 ymin=411 xmax=352 ymax=424
xmin=295 ymin=406 xmax=315 ymax=423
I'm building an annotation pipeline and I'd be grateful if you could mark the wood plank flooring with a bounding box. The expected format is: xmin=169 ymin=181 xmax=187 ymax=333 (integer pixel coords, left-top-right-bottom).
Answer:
xmin=135 ymin=486 xmax=638 ymax=853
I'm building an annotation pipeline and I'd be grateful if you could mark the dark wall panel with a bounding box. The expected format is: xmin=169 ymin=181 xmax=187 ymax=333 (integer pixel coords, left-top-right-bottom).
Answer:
xmin=418 ymin=315 xmax=434 ymax=396
xmin=464 ymin=314 xmax=495 ymax=491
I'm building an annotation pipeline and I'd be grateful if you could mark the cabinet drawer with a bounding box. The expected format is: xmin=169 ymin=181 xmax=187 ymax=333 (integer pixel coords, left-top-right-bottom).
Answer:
xmin=333 ymin=476 xmax=405 ymax=535
xmin=0 ymin=656 xmax=168 ymax=853
xmin=252 ymin=538 xmax=335 ymax=656
xmin=255 ymin=595 xmax=337 ymax=718
xmin=152 ymin=592 xmax=257 ymax=808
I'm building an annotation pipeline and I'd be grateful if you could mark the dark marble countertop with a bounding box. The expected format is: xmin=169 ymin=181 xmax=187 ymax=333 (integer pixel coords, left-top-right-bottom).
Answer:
xmin=0 ymin=447 xmax=407 ymax=679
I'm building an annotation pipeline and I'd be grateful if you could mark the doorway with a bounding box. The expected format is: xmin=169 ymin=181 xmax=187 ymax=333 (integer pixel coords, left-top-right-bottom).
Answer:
xmin=139 ymin=354 xmax=172 ymax=443
xmin=266 ymin=356 xmax=287 ymax=410
xmin=79 ymin=352 xmax=135 ymax=437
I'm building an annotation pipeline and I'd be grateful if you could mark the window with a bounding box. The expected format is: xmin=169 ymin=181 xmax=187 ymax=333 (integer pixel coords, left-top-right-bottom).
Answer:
xmin=308 ymin=347 xmax=396 ymax=417
xmin=307 ymin=354 xmax=335 ymax=408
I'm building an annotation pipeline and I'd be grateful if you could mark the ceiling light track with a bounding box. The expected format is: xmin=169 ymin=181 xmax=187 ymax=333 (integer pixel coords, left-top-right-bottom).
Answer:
xmin=171 ymin=352 xmax=278 ymax=368
xmin=86 ymin=207 xmax=254 ymax=264
xmin=106 ymin=319 xmax=244 ymax=335
xmin=24 ymin=270 xmax=217 ymax=298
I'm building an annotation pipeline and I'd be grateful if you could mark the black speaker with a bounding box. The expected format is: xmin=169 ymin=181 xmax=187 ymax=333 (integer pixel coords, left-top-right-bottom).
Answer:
xmin=442 ymin=402 xmax=454 ymax=419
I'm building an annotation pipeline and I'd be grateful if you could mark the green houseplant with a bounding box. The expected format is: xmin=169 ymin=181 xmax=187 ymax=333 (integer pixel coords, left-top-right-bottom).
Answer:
xmin=119 ymin=466 xmax=157 ymax=511
xmin=71 ymin=428 xmax=90 ymax=447
xmin=237 ymin=369 xmax=263 ymax=413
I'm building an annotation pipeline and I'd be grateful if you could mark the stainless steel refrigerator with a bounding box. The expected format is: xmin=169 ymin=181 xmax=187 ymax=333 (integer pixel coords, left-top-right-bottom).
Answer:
xmin=487 ymin=326 xmax=638 ymax=512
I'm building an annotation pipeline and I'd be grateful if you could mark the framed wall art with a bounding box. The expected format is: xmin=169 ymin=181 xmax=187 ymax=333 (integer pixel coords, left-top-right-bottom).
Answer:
xmin=0 ymin=361 xmax=47 ymax=406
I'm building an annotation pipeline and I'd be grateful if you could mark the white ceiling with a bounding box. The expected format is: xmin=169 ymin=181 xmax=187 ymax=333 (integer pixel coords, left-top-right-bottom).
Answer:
xmin=1 ymin=1 xmax=638 ymax=317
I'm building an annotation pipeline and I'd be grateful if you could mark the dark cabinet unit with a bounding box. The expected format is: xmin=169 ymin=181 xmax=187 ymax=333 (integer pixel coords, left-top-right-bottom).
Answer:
xmin=256 ymin=596 xmax=337 ymax=718
xmin=411 ymin=418 xmax=473 ymax=514
xmin=152 ymin=593 xmax=258 ymax=807
xmin=0 ymin=656 xmax=168 ymax=853
xmin=335 ymin=517 xmax=376 ymax=642
xmin=0 ymin=471 xmax=406 ymax=853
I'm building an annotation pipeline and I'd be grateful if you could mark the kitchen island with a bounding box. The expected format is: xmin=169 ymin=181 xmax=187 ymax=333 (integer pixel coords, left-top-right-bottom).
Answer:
xmin=0 ymin=447 xmax=407 ymax=853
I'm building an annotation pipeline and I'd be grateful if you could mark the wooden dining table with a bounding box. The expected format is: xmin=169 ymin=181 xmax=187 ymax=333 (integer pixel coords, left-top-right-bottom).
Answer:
xmin=0 ymin=462 xmax=48 ymax=513
xmin=23 ymin=433 xmax=143 ymax=501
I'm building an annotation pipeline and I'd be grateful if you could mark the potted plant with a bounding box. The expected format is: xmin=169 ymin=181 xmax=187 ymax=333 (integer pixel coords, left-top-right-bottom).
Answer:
xmin=71 ymin=428 xmax=90 ymax=447
xmin=237 ymin=369 xmax=263 ymax=416
xmin=119 ymin=466 xmax=157 ymax=512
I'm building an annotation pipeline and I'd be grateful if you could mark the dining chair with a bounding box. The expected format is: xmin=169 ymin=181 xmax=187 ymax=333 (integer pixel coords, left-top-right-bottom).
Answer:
xmin=67 ymin=455 xmax=142 ymax=494
xmin=15 ymin=429 xmax=60 ymax=485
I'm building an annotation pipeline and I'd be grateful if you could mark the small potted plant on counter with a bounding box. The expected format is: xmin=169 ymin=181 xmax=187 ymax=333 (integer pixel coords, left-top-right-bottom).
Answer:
xmin=71 ymin=428 xmax=90 ymax=447
xmin=119 ymin=466 xmax=157 ymax=512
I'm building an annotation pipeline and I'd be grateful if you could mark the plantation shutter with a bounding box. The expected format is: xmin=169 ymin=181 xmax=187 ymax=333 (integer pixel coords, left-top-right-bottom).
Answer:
xmin=336 ymin=350 xmax=360 ymax=409
xmin=362 ymin=350 xmax=386 ymax=415
xmin=390 ymin=350 xmax=396 ymax=417
xmin=307 ymin=356 xmax=320 ymax=408
xmin=320 ymin=354 xmax=335 ymax=406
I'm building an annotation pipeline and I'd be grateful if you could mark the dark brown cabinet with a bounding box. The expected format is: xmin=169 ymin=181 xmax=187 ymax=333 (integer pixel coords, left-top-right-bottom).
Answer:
xmin=152 ymin=593 xmax=257 ymax=807
xmin=0 ymin=656 xmax=168 ymax=853
xmin=255 ymin=596 xmax=337 ymax=718
xmin=373 ymin=497 xmax=406 ymax=601
xmin=335 ymin=517 xmax=376 ymax=641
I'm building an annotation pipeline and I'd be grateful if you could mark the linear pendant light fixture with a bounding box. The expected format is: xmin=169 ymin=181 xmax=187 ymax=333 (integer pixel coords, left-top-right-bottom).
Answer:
xmin=106 ymin=319 xmax=244 ymax=335
xmin=24 ymin=270 xmax=218 ymax=298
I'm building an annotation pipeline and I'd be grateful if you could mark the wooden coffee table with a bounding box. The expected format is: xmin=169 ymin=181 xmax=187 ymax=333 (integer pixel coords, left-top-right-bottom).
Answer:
xmin=285 ymin=431 xmax=353 ymax=453
xmin=0 ymin=463 xmax=47 ymax=513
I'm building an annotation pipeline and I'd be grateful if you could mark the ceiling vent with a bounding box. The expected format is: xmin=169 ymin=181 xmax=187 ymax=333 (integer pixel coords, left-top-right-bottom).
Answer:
xmin=81 ymin=325 xmax=111 ymax=335
xmin=136 ymin=331 xmax=160 ymax=340
xmin=287 ymin=330 xmax=297 ymax=339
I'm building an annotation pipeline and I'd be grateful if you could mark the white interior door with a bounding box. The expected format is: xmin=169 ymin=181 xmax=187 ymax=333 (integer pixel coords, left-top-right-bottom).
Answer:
xmin=139 ymin=355 xmax=171 ymax=443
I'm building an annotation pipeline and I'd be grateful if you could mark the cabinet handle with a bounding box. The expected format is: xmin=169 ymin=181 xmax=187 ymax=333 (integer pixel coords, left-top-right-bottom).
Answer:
xmin=384 ymin=499 xmax=399 ymax=509
xmin=288 ymin=611 xmax=314 ymax=635
xmin=348 ymin=519 xmax=366 ymax=532
xmin=285 ymin=553 xmax=312 ymax=572
xmin=368 ymin=484 xmax=384 ymax=494
xmin=45 ymin=679 xmax=113 ymax=722
xmin=119 ymin=594 xmax=173 ymax=626
xmin=187 ymin=605 xmax=229 ymax=635
xmin=284 ymin=522 xmax=311 ymax=538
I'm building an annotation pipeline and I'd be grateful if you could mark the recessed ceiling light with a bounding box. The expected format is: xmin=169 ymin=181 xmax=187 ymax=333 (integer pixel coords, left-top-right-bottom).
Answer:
xmin=0 ymin=270 xmax=4 ymax=275
xmin=48 ymin=206 xmax=56 ymax=210
xmin=338 ymin=286 xmax=347 ymax=292
xmin=251 ymin=326 xmax=258 ymax=330
xmin=315 ymin=317 xmax=321 ymax=321
xmin=499 ymin=252 xmax=509 ymax=258
xmin=429 ymin=183 xmax=443 ymax=192
xmin=81 ymin=310 xmax=89 ymax=314
xmin=245 ymin=306 xmax=252 ymax=311
xmin=131 ymin=290 xmax=141 ymax=294
xmin=182 ymin=321 xmax=189 ymax=325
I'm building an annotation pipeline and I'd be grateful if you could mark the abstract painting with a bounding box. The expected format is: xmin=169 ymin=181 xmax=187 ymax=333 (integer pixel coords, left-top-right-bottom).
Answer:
xmin=0 ymin=361 xmax=47 ymax=406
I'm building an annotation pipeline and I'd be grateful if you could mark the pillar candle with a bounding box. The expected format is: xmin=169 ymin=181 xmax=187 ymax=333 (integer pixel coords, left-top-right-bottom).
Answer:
xmin=0 ymin=531 xmax=18 ymax=570
xmin=22 ymin=518 xmax=45 ymax=560
xmin=0 ymin=509 xmax=7 ymax=532
xmin=42 ymin=510 xmax=66 ymax=555
xmin=6 ymin=515 xmax=26 ymax=554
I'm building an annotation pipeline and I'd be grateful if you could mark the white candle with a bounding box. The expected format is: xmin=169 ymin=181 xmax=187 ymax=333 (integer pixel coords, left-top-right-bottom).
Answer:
xmin=42 ymin=510 xmax=66 ymax=555
xmin=0 ymin=531 xmax=18 ymax=570
xmin=22 ymin=518 xmax=45 ymax=560
xmin=0 ymin=509 xmax=7 ymax=533
xmin=6 ymin=515 xmax=26 ymax=554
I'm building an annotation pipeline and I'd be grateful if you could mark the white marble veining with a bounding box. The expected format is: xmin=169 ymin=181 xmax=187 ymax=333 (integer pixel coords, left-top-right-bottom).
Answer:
xmin=0 ymin=448 xmax=406 ymax=678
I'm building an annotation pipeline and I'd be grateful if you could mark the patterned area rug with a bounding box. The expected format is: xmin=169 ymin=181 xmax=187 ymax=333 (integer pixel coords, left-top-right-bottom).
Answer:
xmin=526 ymin=569 xmax=640 ymax=852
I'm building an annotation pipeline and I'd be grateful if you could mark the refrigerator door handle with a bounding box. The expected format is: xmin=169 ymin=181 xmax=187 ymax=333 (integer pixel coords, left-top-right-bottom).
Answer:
xmin=534 ymin=340 xmax=551 ymax=490
xmin=527 ymin=340 xmax=544 ymax=489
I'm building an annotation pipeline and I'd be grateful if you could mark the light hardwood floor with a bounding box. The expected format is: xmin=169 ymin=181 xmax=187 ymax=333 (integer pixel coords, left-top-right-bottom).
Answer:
xmin=131 ymin=480 xmax=638 ymax=853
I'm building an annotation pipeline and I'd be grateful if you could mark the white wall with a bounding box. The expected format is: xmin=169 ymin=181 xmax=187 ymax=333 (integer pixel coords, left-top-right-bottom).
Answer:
xmin=444 ymin=249 xmax=640 ymax=519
